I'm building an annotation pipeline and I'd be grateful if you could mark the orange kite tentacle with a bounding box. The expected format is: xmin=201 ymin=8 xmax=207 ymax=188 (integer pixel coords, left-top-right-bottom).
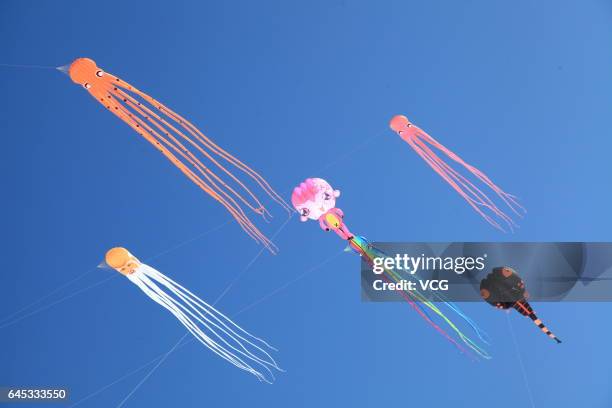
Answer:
xmin=107 ymin=93 xmax=255 ymax=218
xmin=89 ymin=84 xmax=262 ymax=239
xmin=110 ymin=76 xmax=292 ymax=215
xmin=67 ymin=57 xmax=287 ymax=253
xmin=114 ymin=99 xmax=277 ymax=252
xmin=112 ymin=88 xmax=269 ymax=216
xmin=105 ymin=91 xmax=277 ymax=252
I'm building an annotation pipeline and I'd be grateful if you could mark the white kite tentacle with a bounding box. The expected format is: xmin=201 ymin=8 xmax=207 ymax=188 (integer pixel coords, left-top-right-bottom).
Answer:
xmin=144 ymin=266 xmax=279 ymax=352
xmin=143 ymin=270 xmax=281 ymax=371
xmin=136 ymin=267 xmax=280 ymax=372
xmin=128 ymin=273 xmax=255 ymax=373
xmin=138 ymin=266 xmax=279 ymax=369
xmin=127 ymin=267 xmax=277 ymax=382
xmin=145 ymin=266 xmax=276 ymax=349
xmin=131 ymin=272 xmax=273 ymax=381
xmin=130 ymin=272 xmax=272 ymax=382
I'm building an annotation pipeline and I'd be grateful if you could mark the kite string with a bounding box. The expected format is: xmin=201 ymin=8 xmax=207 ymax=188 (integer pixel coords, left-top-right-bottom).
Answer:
xmin=214 ymin=213 xmax=294 ymax=306
xmin=115 ymin=332 xmax=189 ymax=408
xmin=0 ymin=268 xmax=96 ymax=325
xmin=234 ymin=250 xmax=344 ymax=316
xmin=0 ymin=63 xmax=57 ymax=70
xmin=506 ymin=312 xmax=536 ymax=408
xmin=0 ymin=274 xmax=119 ymax=330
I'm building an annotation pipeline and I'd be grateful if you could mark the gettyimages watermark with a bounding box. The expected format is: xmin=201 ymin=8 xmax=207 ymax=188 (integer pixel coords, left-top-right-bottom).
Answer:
xmin=360 ymin=242 xmax=612 ymax=302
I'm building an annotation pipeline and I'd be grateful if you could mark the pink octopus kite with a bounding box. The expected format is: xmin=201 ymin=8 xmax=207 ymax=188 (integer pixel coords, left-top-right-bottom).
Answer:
xmin=389 ymin=115 xmax=525 ymax=231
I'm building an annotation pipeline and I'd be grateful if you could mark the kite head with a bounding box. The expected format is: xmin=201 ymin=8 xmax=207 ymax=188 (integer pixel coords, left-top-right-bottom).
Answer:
xmin=389 ymin=115 xmax=413 ymax=134
xmin=291 ymin=178 xmax=340 ymax=222
xmin=105 ymin=247 xmax=141 ymax=276
xmin=480 ymin=266 xmax=527 ymax=309
xmin=68 ymin=58 xmax=104 ymax=89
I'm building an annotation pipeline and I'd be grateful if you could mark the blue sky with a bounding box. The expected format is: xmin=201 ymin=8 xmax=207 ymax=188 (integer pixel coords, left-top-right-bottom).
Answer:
xmin=1 ymin=1 xmax=611 ymax=407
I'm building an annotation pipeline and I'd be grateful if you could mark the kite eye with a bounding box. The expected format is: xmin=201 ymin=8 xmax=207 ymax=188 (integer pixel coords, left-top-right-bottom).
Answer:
xmin=96 ymin=70 xmax=104 ymax=77
xmin=324 ymin=192 xmax=332 ymax=200
xmin=84 ymin=83 xmax=92 ymax=89
xmin=300 ymin=208 xmax=310 ymax=217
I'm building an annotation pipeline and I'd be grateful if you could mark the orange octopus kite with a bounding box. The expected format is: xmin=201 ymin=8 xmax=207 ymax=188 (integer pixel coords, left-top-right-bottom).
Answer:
xmin=67 ymin=58 xmax=291 ymax=253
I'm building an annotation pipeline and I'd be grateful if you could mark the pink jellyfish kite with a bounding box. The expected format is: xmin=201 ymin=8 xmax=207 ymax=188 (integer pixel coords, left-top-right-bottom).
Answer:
xmin=389 ymin=115 xmax=525 ymax=231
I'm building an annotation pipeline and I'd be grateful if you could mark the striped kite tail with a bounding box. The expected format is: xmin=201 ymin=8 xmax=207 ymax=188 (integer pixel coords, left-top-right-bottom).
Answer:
xmin=513 ymin=301 xmax=562 ymax=344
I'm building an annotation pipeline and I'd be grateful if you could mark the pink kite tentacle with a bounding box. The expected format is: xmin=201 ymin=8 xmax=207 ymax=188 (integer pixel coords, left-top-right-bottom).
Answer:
xmin=415 ymin=128 xmax=525 ymax=216
xmin=417 ymin=144 xmax=517 ymax=231
xmin=411 ymin=137 xmax=495 ymax=207
xmin=411 ymin=137 xmax=517 ymax=231
xmin=407 ymin=137 xmax=507 ymax=232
